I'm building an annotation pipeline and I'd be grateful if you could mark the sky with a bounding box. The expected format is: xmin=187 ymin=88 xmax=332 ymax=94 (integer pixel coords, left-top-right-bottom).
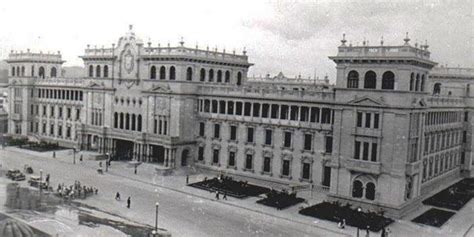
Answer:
xmin=0 ymin=0 xmax=472 ymax=82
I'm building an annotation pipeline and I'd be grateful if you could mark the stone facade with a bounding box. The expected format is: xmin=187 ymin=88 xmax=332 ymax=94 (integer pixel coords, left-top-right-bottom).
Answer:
xmin=5 ymin=28 xmax=474 ymax=217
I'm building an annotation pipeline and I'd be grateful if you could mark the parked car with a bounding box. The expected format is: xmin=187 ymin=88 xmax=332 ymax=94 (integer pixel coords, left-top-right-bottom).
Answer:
xmin=7 ymin=169 xmax=26 ymax=181
xmin=28 ymin=176 xmax=48 ymax=189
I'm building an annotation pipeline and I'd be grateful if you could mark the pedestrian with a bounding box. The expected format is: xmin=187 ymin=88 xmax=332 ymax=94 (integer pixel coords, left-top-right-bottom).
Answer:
xmin=223 ymin=191 xmax=227 ymax=200
xmin=45 ymin=174 xmax=50 ymax=184
xmin=366 ymin=226 xmax=370 ymax=237
xmin=381 ymin=227 xmax=386 ymax=237
xmin=127 ymin=197 xmax=131 ymax=208
xmin=115 ymin=192 xmax=121 ymax=201
xmin=134 ymin=166 xmax=137 ymax=175
xmin=215 ymin=191 xmax=220 ymax=200
xmin=99 ymin=161 xmax=102 ymax=167
xmin=186 ymin=175 xmax=189 ymax=185
xmin=80 ymin=155 xmax=83 ymax=162
xmin=53 ymin=151 xmax=56 ymax=158
xmin=386 ymin=228 xmax=390 ymax=237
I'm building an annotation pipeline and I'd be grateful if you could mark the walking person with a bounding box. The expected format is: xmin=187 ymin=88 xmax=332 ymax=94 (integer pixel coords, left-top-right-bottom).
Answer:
xmin=186 ymin=175 xmax=189 ymax=185
xmin=223 ymin=191 xmax=227 ymax=200
xmin=127 ymin=197 xmax=131 ymax=208
xmin=80 ymin=155 xmax=83 ymax=162
xmin=366 ymin=226 xmax=370 ymax=237
xmin=380 ymin=227 xmax=386 ymax=237
xmin=215 ymin=191 xmax=220 ymax=200
xmin=134 ymin=166 xmax=137 ymax=175
xmin=45 ymin=174 xmax=50 ymax=184
xmin=115 ymin=192 xmax=121 ymax=201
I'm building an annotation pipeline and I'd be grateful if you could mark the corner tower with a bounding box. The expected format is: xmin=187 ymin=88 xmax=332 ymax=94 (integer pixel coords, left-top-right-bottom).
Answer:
xmin=327 ymin=34 xmax=438 ymax=217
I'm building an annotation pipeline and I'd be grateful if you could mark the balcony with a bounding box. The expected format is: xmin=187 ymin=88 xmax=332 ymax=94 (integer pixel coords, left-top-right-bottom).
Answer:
xmin=343 ymin=158 xmax=382 ymax=175
xmin=352 ymin=127 xmax=382 ymax=137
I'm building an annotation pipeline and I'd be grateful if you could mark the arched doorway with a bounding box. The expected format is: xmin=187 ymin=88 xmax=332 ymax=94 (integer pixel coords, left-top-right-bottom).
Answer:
xmin=181 ymin=149 xmax=189 ymax=166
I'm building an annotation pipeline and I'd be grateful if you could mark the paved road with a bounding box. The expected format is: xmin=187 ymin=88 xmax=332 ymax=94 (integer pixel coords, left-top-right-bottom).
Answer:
xmin=0 ymin=148 xmax=345 ymax=237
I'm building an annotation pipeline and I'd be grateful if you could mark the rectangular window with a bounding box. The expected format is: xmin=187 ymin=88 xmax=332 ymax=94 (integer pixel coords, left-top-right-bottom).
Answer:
xmin=310 ymin=107 xmax=320 ymax=123
xmin=280 ymin=105 xmax=288 ymax=120
xmin=362 ymin=142 xmax=369 ymax=160
xmin=357 ymin=112 xmax=363 ymax=127
xmin=371 ymin=143 xmax=377 ymax=162
xmin=219 ymin=101 xmax=226 ymax=114
xmin=321 ymin=108 xmax=331 ymax=124
xmin=211 ymin=100 xmax=218 ymax=113
xmin=282 ymin=160 xmax=290 ymax=176
xmin=302 ymin=163 xmax=311 ymax=180
xmin=247 ymin=127 xmax=254 ymax=143
xmin=463 ymin=131 xmax=467 ymax=143
xmin=262 ymin=104 xmax=269 ymax=118
xmin=354 ymin=141 xmax=361 ymax=159
xmin=230 ymin=126 xmax=237 ymax=141
xmin=204 ymin=100 xmax=210 ymax=113
xmin=244 ymin=102 xmax=251 ymax=116
xmin=424 ymin=136 xmax=429 ymax=154
xmin=325 ymin=136 xmax=333 ymax=153
xmin=263 ymin=157 xmax=271 ymax=172
xmin=265 ymin=129 xmax=272 ymax=145
xmin=214 ymin=124 xmax=220 ymax=138
xmin=374 ymin=113 xmax=380 ymax=129
xmin=236 ymin=102 xmax=242 ymax=115
xmin=284 ymin=131 xmax=292 ymax=148
xmin=50 ymin=107 xmax=55 ymax=117
xmin=76 ymin=109 xmax=80 ymax=120
xmin=212 ymin=149 xmax=219 ymax=164
xmin=365 ymin=113 xmax=371 ymax=128
xmin=271 ymin=104 xmax=278 ymax=119
xmin=253 ymin=103 xmax=260 ymax=117
xmin=228 ymin=151 xmax=235 ymax=166
xmin=199 ymin=122 xmax=205 ymax=136
xmin=465 ymin=111 xmax=468 ymax=122
xmin=227 ymin=101 xmax=234 ymax=115
xmin=198 ymin=147 xmax=204 ymax=161
xmin=304 ymin=134 xmax=312 ymax=151
xmin=245 ymin=155 xmax=253 ymax=170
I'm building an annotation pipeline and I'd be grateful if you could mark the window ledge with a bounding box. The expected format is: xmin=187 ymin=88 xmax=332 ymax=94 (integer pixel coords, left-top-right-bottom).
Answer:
xmin=282 ymin=147 xmax=293 ymax=151
xmin=262 ymin=144 xmax=274 ymax=148
xmin=245 ymin=142 xmax=256 ymax=146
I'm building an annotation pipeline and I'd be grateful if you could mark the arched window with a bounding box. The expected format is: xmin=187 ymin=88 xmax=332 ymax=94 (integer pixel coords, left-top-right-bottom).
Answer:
xmin=137 ymin=115 xmax=142 ymax=132
xmin=352 ymin=180 xmax=363 ymax=198
xmin=415 ymin=74 xmax=420 ymax=91
xmin=89 ymin=65 xmax=94 ymax=77
xmin=364 ymin=71 xmax=376 ymax=89
xmin=131 ymin=114 xmax=136 ymax=131
xmin=50 ymin=67 xmax=57 ymax=78
xmin=119 ymin=113 xmax=124 ymax=129
xmin=209 ymin=69 xmax=214 ymax=82
xmin=16 ymin=67 xmax=20 ymax=77
xmin=421 ymin=75 xmax=425 ymax=92
xmin=433 ymin=83 xmax=441 ymax=95
xmin=21 ymin=66 xmax=25 ymax=77
xmin=103 ymin=65 xmax=109 ymax=78
xmin=186 ymin=67 xmax=193 ymax=81
xmin=31 ymin=66 xmax=35 ymax=77
xmin=365 ymin=182 xmax=376 ymax=200
xmin=150 ymin=66 xmax=157 ymax=79
xmin=347 ymin=70 xmax=359 ymax=88
xmin=200 ymin=69 xmax=206 ymax=81
xmin=381 ymin=71 xmax=395 ymax=90
xmin=217 ymin=70 xmax=222 ymax=82
xmin=237 ymin=72 xmax=242 ymax=86
xmin=169 ymin=66 xmax=176 ymax=80
xmin=225 ymin=71 xmax=230 ymax=83
xmin=410 ymin=73 xmax=415 ymax=91
xmin=11 ymin=67 xmax=15 ymax=77
xmin=160 ymin=66 xmax=166 ymax=79
xmin=39 ymin=66 xmax=45 ymax=79
xmin=114 ymin=112 xmax=118 ymax=128
xmin=125 ymin=113 xmax=130 ymax=130
xmin=96 ymin=65 xmax=101 ymax=78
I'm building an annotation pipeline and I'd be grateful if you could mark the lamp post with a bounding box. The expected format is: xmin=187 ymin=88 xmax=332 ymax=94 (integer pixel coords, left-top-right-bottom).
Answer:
xmin=39 ymin=169 xmax=43 ymax=194
xmin=357 ymin=207 xmax=362 ymax=237
xmin=73 ymin=148 xmax=76 ymax=164
xmin=106 ymin=152 xmax=109 ymax=172
xmin=155 ymin=202 xmax=159 ymax=234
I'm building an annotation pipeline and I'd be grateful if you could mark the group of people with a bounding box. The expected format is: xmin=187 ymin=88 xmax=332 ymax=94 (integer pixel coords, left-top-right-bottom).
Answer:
xmin=56 ymin=180 xmax=98 ymax=200
xmin=337 ymin=219 xmax=391 ymax=237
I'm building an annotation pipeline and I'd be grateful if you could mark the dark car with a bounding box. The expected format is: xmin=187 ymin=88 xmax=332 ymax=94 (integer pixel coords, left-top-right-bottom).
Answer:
xmin=7 ymin=170 xmax=26 ymax=181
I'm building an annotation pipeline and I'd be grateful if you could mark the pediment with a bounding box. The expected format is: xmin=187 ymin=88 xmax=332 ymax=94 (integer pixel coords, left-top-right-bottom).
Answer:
xmin=348 ymin=96 xmax=386 ymax=106
xmin=149 ymin=84 xmax=171 ymax=93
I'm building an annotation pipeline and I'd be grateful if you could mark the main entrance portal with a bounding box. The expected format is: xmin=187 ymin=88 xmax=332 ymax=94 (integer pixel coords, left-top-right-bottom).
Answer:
xmin=150 ymin=145 xmax=165 ymax=164
xmin=114 ymin=139 xmax=134 ymax=160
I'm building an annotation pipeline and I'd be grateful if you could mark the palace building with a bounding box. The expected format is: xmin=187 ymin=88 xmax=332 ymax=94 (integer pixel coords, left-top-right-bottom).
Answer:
xmin=5 ymin=27 xmax=474 ymax=217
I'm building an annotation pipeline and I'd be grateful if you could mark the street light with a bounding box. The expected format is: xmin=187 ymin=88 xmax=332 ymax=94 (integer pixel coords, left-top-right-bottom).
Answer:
xmin=155 ymin=202 xmax=160 ymax=234
xmin=73 ymin=148 xmax=76 ymax=164
xmin=106 ymin=153 xmax=110 ymax=172
xmin=356 ymin=207 xmax=362 ymax=237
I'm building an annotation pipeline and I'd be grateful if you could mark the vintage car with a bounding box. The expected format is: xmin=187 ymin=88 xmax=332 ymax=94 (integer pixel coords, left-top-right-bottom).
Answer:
xmin=6 ymin=169 xmax=26 ymax=181
xmin=28 ymin=176 xmax=48 ymax=189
